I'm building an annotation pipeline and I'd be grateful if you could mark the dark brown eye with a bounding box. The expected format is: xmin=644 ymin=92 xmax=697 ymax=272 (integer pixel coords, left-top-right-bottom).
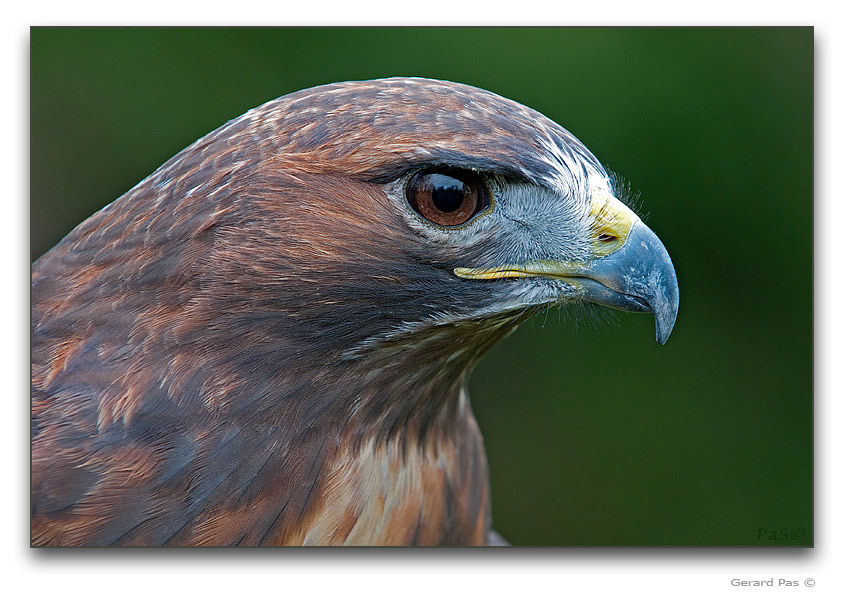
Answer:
xmin=406 ymin=169 xmax=489 ymax=227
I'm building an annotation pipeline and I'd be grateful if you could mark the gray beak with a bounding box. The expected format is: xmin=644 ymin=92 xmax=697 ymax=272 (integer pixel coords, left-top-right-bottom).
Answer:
xmin=579 ymin=220 xmax=679 ymax=344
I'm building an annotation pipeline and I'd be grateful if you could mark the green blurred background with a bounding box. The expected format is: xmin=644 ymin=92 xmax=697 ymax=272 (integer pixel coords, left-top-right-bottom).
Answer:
xmin=30 ymin=27 xmax=812 ymax=546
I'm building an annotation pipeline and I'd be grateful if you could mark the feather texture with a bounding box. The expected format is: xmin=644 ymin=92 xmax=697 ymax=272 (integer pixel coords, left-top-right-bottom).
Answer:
xmin=32 ymin=78 xmax=612 ymax=545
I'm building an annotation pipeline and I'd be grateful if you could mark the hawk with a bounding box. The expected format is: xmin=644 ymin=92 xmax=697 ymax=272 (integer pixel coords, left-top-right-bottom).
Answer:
xmin=31 ymin=77 xmax=678 ymax=545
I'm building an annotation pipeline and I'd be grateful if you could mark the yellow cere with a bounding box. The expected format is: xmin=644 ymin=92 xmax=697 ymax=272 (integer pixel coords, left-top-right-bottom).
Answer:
xmin=588 ymin=186 xmax=639 ymax=258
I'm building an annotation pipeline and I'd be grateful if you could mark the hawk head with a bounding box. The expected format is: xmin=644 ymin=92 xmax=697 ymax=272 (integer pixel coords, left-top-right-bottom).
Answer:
xmin=32 ymin=78 xmax=678 ymax=545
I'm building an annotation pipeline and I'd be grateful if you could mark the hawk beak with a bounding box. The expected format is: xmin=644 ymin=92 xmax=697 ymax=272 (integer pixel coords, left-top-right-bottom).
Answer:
xmin=571 ymin=219 xmax=679 ymax=344
xmin=454 ymin=191 xmax=679 ymax=344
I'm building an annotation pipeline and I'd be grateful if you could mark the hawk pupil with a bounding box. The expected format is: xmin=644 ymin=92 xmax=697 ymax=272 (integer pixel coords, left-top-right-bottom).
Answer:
xmin=428 ymin=174 xmax=465 ymax=213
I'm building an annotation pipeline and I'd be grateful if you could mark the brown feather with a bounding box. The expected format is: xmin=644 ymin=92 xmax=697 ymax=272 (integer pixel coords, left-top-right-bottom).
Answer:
xmin=31 ymin=78 xmax=589 ymax=545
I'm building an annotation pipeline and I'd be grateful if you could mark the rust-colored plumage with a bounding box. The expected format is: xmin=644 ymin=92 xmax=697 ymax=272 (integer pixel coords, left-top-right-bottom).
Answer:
xmin=31 ymin=78 xmax=678 ymax=545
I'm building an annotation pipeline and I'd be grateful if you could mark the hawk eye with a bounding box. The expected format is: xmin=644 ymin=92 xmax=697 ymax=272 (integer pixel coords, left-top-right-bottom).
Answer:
xmin=406 ymin=169 xmax=489 ymax=227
